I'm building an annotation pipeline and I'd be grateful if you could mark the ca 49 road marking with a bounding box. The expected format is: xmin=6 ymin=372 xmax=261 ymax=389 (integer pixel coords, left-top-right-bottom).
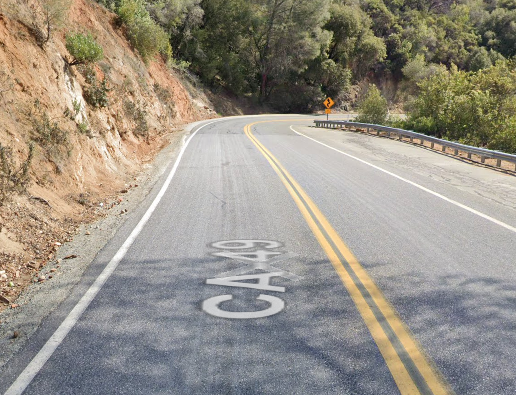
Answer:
xmin=202 ymin=239 xmax=299 ymax=319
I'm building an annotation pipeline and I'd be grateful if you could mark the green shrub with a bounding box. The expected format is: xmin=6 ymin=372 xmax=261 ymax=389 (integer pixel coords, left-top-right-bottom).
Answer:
xmin=489 ymin=119 xmax=516 ymax=153
xmin=77 ymin=121 xmax=89 ymax=134
xmin=128 ymin=18 xmax=171 ymax=62
xmin=32 ymin=112 xmax=68 ymax=148
xmin=401 ymin=116 xmax=439 ymax=136
xmin=124 ymin=99 xmax=148 ymax=137
xmin=116 ymin=0 xmax=172 ymax=63
xmin=65 ymin=33 xmax=104 ymax=66
xmin=84 ymin=78 xmax=109 ymax=108
xmin=356 ymin=84 xmax=388 ymax=124
xmin=0 ymin=143 xmax=34 ymax=204
xmin=405 ymin=60 xmax=516 ymax=152
xmin=117 ymin=0 xmax=142 ymax=26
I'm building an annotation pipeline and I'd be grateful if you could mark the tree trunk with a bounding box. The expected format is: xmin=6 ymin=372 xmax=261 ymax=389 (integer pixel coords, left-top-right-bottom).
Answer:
xmin=260 ymin=72 xmax=268 ymax=100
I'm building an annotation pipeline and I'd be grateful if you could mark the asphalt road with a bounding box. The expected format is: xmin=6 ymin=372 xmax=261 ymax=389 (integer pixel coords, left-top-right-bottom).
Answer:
xmin=1 ymin=115 xmax=516 ymax=394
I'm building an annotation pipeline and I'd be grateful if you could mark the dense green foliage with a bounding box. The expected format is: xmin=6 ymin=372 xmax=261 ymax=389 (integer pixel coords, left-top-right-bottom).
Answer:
xmin=93 ymin=0 xmax=516 ymax=151
xmin=65 ymin=33 xmax=103 ymax=66
xmin=94 ymin=0 xmax=516 ymax=102
xmin=402 ymin=61 xmax=516 ymax=153
xmin=117 ymin=0 xmax=172 ymax=62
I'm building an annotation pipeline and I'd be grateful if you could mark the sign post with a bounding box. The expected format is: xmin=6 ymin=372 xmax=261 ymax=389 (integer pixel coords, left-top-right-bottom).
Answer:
xmin=323 ymin=97 xmax=335 ymax=121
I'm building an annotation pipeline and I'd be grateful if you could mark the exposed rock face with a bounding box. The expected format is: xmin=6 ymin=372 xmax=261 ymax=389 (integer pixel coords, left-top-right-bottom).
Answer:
xmin=0 ymin=0 xmax=216 ymax=310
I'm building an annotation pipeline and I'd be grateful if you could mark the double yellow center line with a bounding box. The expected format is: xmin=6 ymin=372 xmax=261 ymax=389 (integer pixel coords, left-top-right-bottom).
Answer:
xmin=244 ymin=121 xmax=452 ymax=395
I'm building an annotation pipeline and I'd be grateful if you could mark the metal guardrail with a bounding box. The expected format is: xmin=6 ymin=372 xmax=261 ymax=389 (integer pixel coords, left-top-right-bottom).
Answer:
xmin=314 ymin=120 xmax=516 ymax=171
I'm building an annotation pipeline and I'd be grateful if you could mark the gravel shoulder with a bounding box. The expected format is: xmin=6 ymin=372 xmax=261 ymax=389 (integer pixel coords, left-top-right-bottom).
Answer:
xmin=0 ymin=122 xmax=203 ymax=370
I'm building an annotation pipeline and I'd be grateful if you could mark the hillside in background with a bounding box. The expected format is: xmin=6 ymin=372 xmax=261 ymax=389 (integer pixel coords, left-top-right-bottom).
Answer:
xmin=84 ymin=0 xmax=516 ymax=151
xmin=120 ymin=0 xmax=516 ymax=111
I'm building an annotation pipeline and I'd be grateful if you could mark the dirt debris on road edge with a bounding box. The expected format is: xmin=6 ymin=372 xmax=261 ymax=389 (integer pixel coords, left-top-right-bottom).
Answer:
xmin=0 ymin=126 xmax=192 ymax=371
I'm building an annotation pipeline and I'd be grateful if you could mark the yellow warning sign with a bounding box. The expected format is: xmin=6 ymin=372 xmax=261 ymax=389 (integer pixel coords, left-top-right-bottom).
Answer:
xmin=324 ymin=97 xmax=335 ymax=109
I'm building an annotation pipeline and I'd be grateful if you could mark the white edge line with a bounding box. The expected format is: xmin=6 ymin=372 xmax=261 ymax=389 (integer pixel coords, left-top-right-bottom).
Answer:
xmin=4 ymin=120 xmax=218 ymax=395
xmin=290 ymin=125 xmax=516 ymax=235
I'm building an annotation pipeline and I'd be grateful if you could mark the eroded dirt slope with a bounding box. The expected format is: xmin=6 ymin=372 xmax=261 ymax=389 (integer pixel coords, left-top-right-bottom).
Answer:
xmin=0 ymin=0 xmax=216 ymax=312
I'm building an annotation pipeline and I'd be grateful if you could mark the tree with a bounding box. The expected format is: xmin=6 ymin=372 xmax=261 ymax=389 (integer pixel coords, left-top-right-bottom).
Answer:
xmin=187 ymin=0 xmax=254 ymax=93
xmin=145 ymin=0 xmax=204 ymax=57
xmin=326 ymin=2 xmax=387 ymax=80
xmin=247 ymin=0 xmax=332 ymax=99
xmin=33 ymin=0 xmax=71 ymax=46
xmin=480 ymin=7 xmax=516 ymax=58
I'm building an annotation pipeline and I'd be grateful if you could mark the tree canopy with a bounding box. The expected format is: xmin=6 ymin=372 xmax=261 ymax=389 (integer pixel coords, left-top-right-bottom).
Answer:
xmin=95 ymin=0 xmax=516 ymax=117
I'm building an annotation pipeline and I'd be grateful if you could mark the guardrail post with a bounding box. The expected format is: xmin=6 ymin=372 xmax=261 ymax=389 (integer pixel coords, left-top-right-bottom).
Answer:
xmin=454 ymin=149 xmax=459 ymax=156
xmin=496 ymin=159 xmax=502 ymax=167
xmin=441 ymin=145 xmax=446 ymax=152
xmin=431 ymin=142 xmax=435 ymax=149
xmin=481 ymin=156 xmax=486 ymax=164
xmin=467 ymin=153 xmax=472 ymax=159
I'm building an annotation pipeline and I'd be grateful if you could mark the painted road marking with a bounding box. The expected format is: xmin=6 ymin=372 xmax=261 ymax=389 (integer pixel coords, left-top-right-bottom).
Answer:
xmin=202 ymin=239 xmax=297 ymax=319
xmin=4 ymin=120 xmax=220 ymax=395
xmin=244 ymin=121 xmax=452 ymax=395
xmin=292 ymin=125 xmax=516 ymax=235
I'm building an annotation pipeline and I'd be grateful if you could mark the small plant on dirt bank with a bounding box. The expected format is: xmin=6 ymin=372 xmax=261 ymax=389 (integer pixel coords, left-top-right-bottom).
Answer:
xmin=72 ymin=99 xmax=81 ymax=116
xmin=29 ymin=0 xmax=71 ymax=47
xmin=124 ymin=99 xmax=148 ymax=137
xmin=65 ymin=33 xmax=104 ymax=66
xmin=355 ymin=84 xmax=389 ymax=125
xmin=31 ymin=101 xmax=70 ymax=163
xmin=0 ymin=143 xmax=34 ymax=205
xmin=32 ymin=111 xmax=68 ymax=147
xmin=77 ymin=121 xmax=89 ymax=134
xmin=42 ymin=0 xmax=71 ymax=45
xmin=84 ymin=78 xmax=109 ymax=108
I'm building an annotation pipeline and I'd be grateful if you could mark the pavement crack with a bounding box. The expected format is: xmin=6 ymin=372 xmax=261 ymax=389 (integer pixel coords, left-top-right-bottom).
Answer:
xmin=208 ymin=191 xmax=226 ymax=206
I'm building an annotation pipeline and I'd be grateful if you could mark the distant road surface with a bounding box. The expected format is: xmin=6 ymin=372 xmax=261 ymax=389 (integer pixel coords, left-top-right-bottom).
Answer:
xmin=2 ymin=115 xmax=516 ymax=394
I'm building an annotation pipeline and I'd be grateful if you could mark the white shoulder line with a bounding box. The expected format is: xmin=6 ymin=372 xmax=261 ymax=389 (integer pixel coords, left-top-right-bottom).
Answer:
xmin=290 ymin=125 xmax=516 ymax=235
xmin=5 ymin=120 xmax=219 ymax=395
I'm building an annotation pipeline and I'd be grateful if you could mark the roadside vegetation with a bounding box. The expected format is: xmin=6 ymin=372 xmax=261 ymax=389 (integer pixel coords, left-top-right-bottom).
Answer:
xmin=355 ymin=60 xmax=516 ymax=153
xmin=401 ymin=60 xmax=516 ymax=153
xmin=0 ymin=143 xmax=34 ymax=205
xmin=88 ymin=0 xmax=516 ymax=153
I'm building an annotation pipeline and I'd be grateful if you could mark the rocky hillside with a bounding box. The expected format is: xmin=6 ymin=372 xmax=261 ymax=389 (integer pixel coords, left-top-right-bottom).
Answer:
xmin=0 ymin=0 xmax=216 ymax=311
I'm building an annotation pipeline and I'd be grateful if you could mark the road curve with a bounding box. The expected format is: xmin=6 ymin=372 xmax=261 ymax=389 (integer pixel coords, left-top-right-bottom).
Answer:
xmin=1 ymin=115 xmax=516 ymax=394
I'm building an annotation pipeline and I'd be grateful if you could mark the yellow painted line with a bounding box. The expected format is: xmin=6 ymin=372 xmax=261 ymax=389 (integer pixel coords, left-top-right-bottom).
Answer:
xmin=244 ymin=121 xmax=452 ymax=395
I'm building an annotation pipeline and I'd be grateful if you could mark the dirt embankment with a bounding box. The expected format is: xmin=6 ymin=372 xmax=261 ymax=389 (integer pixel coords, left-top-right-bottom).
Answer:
xmin=0 ymin=0 xmax=216 ymax=312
